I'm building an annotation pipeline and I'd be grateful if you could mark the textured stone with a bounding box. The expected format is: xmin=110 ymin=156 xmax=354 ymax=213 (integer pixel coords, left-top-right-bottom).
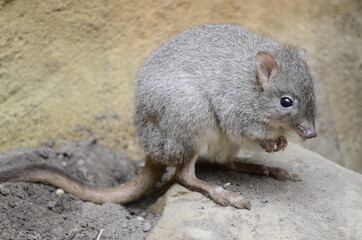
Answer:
xmin=148 ymin=143 xmax=362 ymax=240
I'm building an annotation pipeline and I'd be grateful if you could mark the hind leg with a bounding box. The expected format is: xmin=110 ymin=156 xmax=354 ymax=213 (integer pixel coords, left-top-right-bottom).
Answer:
xmin=226 ymin=160 xmax=301 ymax=181
xmin=197 ymin=158 xmax=301 ymax=182
xmin=174 ymin=154 xmax=251 ymax=209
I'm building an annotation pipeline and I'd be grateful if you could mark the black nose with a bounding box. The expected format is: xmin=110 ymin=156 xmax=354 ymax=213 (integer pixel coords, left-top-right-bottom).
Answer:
xmin=303 ymin=129 xmax=317 ymax=139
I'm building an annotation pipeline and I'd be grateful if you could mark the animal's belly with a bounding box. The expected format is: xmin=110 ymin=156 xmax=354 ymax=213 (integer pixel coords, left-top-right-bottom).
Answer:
xmin=198 ymin=130 xmax=260 ymax=163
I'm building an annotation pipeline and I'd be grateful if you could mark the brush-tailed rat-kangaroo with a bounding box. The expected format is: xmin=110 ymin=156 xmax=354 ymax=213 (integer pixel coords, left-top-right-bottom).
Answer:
xmin=0 ymin=24 xmax=317 ymax=209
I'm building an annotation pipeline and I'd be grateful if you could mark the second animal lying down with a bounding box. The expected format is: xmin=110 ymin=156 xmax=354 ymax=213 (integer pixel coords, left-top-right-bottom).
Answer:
xmin=0 ymin=24 xmax=317 ymax=209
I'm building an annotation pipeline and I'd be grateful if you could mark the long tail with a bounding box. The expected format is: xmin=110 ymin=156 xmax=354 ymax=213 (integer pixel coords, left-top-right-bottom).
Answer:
xmin=0 ymin=157 xmax=166 ymax=204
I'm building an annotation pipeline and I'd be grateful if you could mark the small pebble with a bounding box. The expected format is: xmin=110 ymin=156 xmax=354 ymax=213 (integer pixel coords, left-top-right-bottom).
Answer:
xmin=136 ymin=216 xmax=145 ymax=222
xmin=47 ymin=201 xmax=56 ymax=209
xmin=80 ymin=222 xmax=88 ymax=228
xmin=56 ymin=189 xmax=65 ymax=196
xmin=77 ymin=159 xmax=85 ymax=166
xmin=37 ymin=149 xmax=49 ymax=159
xmin=261 ymin=197 xmax=269 ymax=203
xmin=75 ymin=233 xmax=87 ymax=238
xmin=140 ymin=211 xmax=147 ymax=217
xmin=121 ymin=223 xmax=128 ymax=229
xmin=0 ymin=184 xmax=10 ymax=195
xmin=223 ymin=182 xmax=231 ymax=189
xmin=142 ymin=222 xmax=152 ymax=232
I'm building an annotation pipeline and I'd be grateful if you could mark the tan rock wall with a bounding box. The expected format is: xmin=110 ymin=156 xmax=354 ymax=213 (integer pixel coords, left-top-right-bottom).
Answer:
xmin=0 ymin=0 xmax=361 ymax=171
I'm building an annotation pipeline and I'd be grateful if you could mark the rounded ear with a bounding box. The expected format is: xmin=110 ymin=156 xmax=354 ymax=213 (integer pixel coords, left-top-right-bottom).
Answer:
xmin=299 ymin=48 xmax=308 ymax=61
xmin=255 ymin=52 xmax=279 ymax=90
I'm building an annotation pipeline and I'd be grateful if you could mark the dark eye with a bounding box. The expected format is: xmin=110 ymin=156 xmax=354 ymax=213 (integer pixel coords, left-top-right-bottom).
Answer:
xmin=280 ymin=97 xmax=293 ymax=108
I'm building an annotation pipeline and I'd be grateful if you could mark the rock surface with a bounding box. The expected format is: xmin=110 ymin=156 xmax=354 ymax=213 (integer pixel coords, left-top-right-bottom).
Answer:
xmin=148 ymin=143 xmax=362 ymax=240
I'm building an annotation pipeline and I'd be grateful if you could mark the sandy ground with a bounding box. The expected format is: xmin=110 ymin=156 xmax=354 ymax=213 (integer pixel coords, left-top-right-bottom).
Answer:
xmin=0 ymin=140 xmax=166 ymax=240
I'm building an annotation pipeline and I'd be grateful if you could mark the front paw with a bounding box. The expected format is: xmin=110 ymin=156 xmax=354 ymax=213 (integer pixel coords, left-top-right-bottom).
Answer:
xmin=260 ymin=139 xmax=275 ymax=153
xmin=260 ymin=136 xmax=287 ymax=153
xmin=275 ymin=136 xmax=287 ymax=151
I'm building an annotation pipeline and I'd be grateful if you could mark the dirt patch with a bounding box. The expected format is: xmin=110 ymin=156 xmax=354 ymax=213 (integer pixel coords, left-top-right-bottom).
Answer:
xmin=0 ymin=140 xmax=164 ymax=240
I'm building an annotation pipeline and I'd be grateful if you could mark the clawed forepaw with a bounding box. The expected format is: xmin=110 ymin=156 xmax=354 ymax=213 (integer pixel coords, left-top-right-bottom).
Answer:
xmin=260 ymin=136 xmax=288 ymax=153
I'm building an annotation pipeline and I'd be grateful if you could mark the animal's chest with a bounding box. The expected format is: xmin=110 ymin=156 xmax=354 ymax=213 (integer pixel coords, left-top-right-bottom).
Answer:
xmin=198 ymin=124 xmax=285 ymax=163
xmin=198 ymin=128 xmax=260 ymax=163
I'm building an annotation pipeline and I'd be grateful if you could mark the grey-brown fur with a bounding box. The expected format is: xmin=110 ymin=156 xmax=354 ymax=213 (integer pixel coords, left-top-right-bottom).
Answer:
xmin=135 ymin=24 xmax=316 ymax=165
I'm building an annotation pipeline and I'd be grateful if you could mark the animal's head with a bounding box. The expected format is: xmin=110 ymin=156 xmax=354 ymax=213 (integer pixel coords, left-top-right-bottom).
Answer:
xmin=255 ymin=49 xmax=317 ymax=139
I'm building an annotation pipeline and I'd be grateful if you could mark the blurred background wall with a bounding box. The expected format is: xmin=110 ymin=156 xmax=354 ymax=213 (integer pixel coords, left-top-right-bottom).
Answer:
xmin=0 ymin=0 xmax=361 ymax=172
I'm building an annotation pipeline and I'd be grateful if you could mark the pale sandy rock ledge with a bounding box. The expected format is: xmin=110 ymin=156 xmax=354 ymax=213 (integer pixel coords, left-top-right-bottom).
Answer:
xmin=147 ymin=143 xmax=362 ymax=240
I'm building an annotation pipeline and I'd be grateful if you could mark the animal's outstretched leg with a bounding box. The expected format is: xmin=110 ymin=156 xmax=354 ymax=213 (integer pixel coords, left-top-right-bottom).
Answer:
xmin=174 ymin=155 xmax=251 ymax=209
xmin=196 ymin=159 xmax=301 ymax=182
